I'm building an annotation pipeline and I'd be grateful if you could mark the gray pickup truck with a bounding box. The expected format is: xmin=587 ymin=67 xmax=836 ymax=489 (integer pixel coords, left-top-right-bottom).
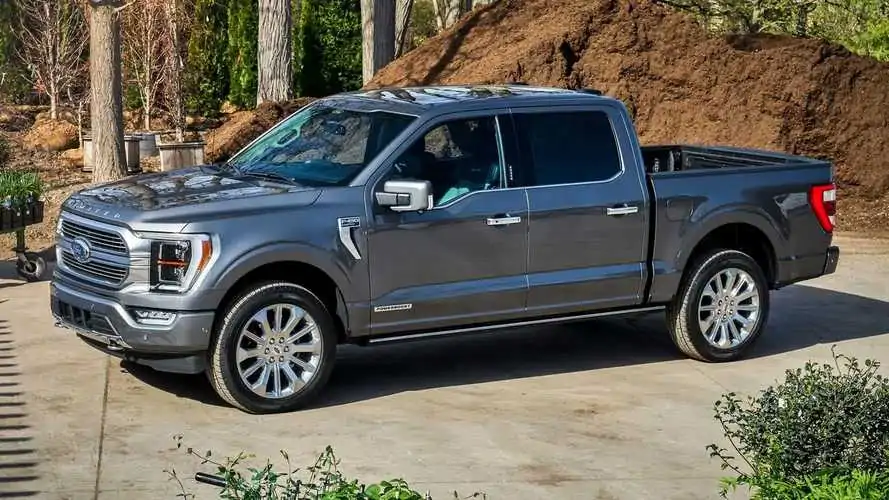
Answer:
xmin=50 ymin=85 xmax=840 ymax=413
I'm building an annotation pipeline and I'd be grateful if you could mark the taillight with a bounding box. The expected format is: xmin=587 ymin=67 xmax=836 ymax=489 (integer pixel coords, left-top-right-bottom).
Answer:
xmin=809 ymin=183 xmax=836 ymax=233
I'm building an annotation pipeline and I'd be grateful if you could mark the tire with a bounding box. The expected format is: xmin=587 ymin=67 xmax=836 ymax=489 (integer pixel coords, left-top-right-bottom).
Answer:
xmin=665 ymin=249 xmax=770 ymax=362
xmin=16 ymin=253 xmax=46 ymax=282
xmin=208 ymin=281 xmax=338 ymax=413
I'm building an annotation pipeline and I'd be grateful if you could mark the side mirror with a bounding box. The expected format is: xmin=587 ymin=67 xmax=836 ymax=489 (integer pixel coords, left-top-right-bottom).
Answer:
xmin=375 ymin=179 xmax=432 ymax=212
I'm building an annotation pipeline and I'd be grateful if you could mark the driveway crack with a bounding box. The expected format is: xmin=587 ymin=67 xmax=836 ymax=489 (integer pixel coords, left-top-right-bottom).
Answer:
xmin=93 ymin=357 xmax=111 ymax=500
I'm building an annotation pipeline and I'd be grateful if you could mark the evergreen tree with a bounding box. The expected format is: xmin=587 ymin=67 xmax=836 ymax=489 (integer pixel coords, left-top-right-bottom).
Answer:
xmin=227 ymin=0 xmax=258 ymax=108
xmin=185 ymin=0 xmax=229 ymax=116
xmin=298 ymin=0 xmax=362 ymax=97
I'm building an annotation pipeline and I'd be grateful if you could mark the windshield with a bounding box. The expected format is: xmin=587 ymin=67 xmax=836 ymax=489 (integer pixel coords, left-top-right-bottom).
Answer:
xmin=227 ymin=103 xmax=417 ymax=187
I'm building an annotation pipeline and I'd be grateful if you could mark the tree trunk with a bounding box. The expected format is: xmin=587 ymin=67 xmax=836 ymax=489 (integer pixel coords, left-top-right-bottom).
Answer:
xmin=89 ymin=1 xmax=126 ymax=183
xmin=394 ymin=0 xmax=414 ymax=58
xmin=257 ymin=0 xmax=292 ymax=104
xmin=361 ymin=0 xmax=395 ymax=84
xmin=49 ymin=91 xmax=58 ymax=121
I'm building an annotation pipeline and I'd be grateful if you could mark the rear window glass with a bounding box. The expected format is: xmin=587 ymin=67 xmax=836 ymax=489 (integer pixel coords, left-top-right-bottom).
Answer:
xmin=513 ymin=110 xmax=622 ymax=185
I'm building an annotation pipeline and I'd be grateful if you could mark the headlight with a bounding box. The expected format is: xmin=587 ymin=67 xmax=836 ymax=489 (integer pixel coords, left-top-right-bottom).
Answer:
xmin=138 ymin=233 xmax=213 ymax=293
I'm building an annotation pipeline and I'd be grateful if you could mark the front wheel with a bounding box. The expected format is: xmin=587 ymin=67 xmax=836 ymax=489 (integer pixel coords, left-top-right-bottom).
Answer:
xmin=666 ymin=249 xmax=770 ymax=362
xmin=208 ymin=282 xmax=338 ymax=413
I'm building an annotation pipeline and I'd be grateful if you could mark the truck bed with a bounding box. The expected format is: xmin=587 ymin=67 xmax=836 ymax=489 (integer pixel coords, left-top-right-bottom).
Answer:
xmin=640 ymin=143 xmax=836 ymax=305
xmin=640 ymin=144 xmax=826 ymax=174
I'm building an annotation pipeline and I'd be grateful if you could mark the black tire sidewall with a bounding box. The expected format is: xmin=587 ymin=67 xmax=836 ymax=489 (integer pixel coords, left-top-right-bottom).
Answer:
xmin=212 ymin=283 xmax=337 ymax=413
xmin=679 ymin=250 xmax=770 ymax=361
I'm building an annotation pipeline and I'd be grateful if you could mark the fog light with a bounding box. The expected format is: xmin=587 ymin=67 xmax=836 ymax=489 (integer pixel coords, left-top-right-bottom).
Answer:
xmin=132 ymin=309 xmax=176 ymax=326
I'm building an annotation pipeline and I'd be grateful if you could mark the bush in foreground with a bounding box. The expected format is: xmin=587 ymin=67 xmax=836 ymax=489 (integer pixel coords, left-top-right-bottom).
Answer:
xmin=168 ymin=435 xmax=485 ymax=499
xmin=708 ymin=347 xmax=889 ymax=499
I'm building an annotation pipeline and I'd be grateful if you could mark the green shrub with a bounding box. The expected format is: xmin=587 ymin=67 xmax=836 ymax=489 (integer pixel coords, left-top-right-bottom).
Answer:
xmin=0 ymin=169 xmax=44 ymax=210
xmin=752 ymin=468 xmax=889 ymax=500
xmin=169 ymin=435 xmax=485 ymax=499
xmin=708 ymin=347 xmax=889 ymax=498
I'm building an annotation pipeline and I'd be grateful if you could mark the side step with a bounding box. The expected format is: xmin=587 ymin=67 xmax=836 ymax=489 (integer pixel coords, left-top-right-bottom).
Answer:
xmin=366 ymin=305 xmax=665 ymax=345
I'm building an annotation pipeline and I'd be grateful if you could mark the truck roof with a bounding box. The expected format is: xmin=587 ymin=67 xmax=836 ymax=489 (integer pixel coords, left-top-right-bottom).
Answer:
xmin=325 ymin=84 xmax=615 ymax=116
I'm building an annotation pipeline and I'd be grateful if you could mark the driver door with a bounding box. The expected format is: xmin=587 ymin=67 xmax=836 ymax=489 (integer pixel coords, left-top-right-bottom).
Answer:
xmin=365 ymin=113 xmax=529 ymax=335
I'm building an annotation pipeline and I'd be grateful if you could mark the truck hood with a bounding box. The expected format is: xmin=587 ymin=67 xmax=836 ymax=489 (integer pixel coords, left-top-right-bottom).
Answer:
xmin=64 ymin=165 xmax=322 ymax=228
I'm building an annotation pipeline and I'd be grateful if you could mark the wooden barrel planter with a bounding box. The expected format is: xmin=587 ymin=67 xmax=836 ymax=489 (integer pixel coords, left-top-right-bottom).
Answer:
xmin=157 ymin=140 xmax=206 ymax=171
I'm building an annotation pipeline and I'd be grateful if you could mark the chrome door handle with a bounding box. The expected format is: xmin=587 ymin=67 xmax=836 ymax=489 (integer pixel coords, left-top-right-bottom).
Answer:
xmin=606 ymin=205 xmax=639 ymax=216
xmin=486 ymin=216 xmax=522 ymax=226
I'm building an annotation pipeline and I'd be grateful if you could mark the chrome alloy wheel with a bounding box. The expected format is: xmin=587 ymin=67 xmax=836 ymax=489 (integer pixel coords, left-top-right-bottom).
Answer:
xmin=236 ymin=304 xmax=322 ymax=399
xmin=697 ymin=267 xmax=761 ymax=349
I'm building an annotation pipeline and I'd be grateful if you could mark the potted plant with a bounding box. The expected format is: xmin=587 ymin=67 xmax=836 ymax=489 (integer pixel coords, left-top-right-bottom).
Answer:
xmin=156 ymin=0 xmax=204 ymax=171
xmin=0 ymin=169 xmax=45 ymax=232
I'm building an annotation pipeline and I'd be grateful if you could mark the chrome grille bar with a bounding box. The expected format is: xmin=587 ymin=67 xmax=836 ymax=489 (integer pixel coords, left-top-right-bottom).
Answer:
xmin=61 ymin=220 xmax=128 ymax=255
xmin=61 ymin=251 xmax=128 ymax=285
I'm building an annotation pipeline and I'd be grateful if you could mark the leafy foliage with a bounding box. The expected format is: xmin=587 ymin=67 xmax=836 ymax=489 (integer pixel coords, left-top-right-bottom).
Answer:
xmin=0 ymin=0 xmax=29 ymax=103
xmin=0 ymin=169 xmax=44 ymax=210
xmin=185 ymin=0 xmax=230 ymax=116
xmin=168 ymin=435 xmax=486 ymax=500
xmin=297 ymin=0 xmax=362 ymax=97
xmin=740 ymin=469 xmax=889 ymax=500
xmin=661 ymin=0 xmax=889 ymax=61
xmin=708 ymin=347 xmax=889 ymax=498
xmin=227 ymin=0 xmax=259 ymax=109
xmin=406 ymin=0 xmax=439 ymax=51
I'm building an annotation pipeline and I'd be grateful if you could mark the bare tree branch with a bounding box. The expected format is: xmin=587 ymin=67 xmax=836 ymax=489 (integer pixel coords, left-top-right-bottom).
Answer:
xmin=16 ymin=0 xmax=88 ymax=120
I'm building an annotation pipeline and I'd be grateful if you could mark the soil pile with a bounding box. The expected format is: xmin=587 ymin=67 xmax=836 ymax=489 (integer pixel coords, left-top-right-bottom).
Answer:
xmin=204 ymin=97 xmax=316 ymax=162
xmin=369 ymin=0 xmax=889 ymax=227
xmin=22 ymin=118 xmax=79 ymax=152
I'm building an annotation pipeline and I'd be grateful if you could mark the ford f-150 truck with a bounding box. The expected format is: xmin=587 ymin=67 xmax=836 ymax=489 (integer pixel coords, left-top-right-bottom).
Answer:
xmin=50 ymin=85 xmax=840 ymax=413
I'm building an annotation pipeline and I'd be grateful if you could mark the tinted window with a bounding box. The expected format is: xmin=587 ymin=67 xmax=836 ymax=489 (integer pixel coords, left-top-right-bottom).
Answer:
xmin=390 ymin=116 xmax=503 ymax=205
xmin=513 ymin=110 xmax=621 ymax=186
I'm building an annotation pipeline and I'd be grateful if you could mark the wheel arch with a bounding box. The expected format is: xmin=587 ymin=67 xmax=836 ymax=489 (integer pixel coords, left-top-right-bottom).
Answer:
xmin=682 ymin=221 xmax=779 ymax=288
xmin=210 ymin=245 xmax=355 ymax=342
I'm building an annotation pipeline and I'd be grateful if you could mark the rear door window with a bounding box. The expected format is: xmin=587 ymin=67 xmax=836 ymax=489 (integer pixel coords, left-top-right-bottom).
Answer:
xmin=511 ymin=109 xmax=622 ymax=186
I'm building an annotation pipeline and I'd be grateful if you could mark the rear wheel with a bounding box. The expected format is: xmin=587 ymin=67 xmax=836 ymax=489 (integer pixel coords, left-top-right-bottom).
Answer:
xmin=208 ymin=282 xmax=337 ymax=413
xmin=666 ymin=249 xmax=769 ymax=362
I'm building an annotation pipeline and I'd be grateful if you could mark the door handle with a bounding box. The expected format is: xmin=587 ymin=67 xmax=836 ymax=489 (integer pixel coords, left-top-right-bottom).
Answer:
xmin=486 ymin=216 xmax=522 ymax=226
xmin=606 ymin=205 xmax=639 ymax=216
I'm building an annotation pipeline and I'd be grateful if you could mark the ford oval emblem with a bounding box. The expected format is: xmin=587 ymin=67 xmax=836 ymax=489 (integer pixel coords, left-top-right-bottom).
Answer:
xmin=71 ymin=237 xmax=92 ymax=263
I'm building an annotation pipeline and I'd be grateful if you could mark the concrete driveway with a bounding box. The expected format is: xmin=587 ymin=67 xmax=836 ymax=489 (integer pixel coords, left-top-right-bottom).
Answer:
xmin=1 ymin=233 xmax=888 ymax=500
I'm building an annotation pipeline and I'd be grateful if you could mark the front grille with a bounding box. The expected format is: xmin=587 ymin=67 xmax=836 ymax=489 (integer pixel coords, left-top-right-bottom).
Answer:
xmin=61 ymin=251 xmax=128 ymax=285
xmin=61 ymin=219 xmax=128 ymax=255
xmin=55 ymin=300 xmax=116 ymax=337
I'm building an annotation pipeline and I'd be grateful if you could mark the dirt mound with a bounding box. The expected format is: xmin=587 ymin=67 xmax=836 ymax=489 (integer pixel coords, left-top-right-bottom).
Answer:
xmin=23 ymin=118 xmax=79 ymax=152
xmin=369 ymin=0 xmax=889 ymax=205
xmin=59 ymin=147 xmax=84 ymax=168
xmin=204 ymin=98 xmax=316 ymax=163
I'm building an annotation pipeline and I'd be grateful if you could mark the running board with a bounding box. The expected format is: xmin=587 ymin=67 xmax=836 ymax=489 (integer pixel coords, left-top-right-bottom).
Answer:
xmin=367 ymin=305 xmax=665 ymax=345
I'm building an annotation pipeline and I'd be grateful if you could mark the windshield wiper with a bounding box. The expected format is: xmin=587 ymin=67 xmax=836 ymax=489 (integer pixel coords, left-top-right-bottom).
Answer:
xmin=218 ymin=160 xmax=241 ymax=175
xmin=242 ymin=170 xmax=299 ymax=185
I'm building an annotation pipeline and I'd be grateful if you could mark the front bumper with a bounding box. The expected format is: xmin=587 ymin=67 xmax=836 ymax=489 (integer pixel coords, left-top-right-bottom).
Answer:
xmin=50 ymin=281 xmax=215 ymax=374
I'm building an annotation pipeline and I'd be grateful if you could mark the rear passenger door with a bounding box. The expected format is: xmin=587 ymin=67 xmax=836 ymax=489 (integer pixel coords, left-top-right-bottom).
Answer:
xmin=504 ymin=105 xmax=649 ymax=316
